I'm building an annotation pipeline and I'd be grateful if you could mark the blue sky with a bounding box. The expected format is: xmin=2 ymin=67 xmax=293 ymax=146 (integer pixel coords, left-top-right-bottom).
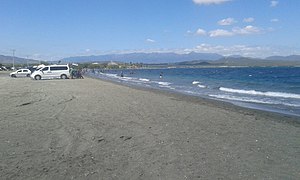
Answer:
xmin=0 ymin=0 xmax=299 ymax=60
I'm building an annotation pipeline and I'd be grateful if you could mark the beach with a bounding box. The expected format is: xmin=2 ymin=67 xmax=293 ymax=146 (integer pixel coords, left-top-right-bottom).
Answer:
xmin=0 ymin=72 xmax=299 ymax=179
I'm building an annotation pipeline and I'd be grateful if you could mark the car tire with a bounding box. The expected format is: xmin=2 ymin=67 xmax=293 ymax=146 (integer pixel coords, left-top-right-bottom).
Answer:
xmin=35 ymin=75 xmax=41 ymax=80
xmin=61 ymin=74 xmax=67 ymax=79
xmin=26 ymin=74 xmax=30 ymax=77
xmin=11 ymin=74 xmax=16 ymax=78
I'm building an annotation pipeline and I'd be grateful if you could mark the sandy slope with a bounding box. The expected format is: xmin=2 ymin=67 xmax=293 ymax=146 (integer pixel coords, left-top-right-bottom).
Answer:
xmin=0 ymin=72 xmax=299 ymax=179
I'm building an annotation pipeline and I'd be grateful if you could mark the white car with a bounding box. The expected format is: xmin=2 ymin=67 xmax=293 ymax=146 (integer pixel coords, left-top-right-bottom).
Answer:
xmin=10 ymin=69 xmax=31 ymax=78
xmin=31 ymin=64 xmax=70 ymax=80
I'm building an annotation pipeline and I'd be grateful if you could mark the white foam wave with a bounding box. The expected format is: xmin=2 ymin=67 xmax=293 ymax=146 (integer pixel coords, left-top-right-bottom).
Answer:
xmin=158 ymin=82 xmax=172 ymax=86
xmin=139 ymin=78 xmax=150 ymax=82
xmin=209 ymin=94 xmax=300 ymax=107
xmin=122 ymin=77 xmax=133 ymax=80
xmin=193 ymin=81 xmax=206 ymax=88
xmin=197 ymin=84 xmax=206 ymax=88
xmin=105 ymin=73 xmax=118 ymax=78
xmin=184 ymin=90 xmax=194 ymax=94
xmin=184 ymin=90 xmax=198 ymax=95
xmin=219 ymin=87 xmax=300 ymax=99
xmin=159 ymin=85 xmax=174 ymax=89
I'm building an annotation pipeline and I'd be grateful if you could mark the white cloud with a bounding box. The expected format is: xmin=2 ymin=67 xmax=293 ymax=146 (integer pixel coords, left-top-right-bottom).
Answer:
xmin=270 ymin=1 xmax=279 ymax=7
xmin=187 ymin=44 xmax=274 ymax=57
xmin=192 ymin=0 xmax=231 ymax=5
xmin=186 ymin=30 xmax=193 ymax=34
xmin=79 ymin=45 xmax=300 ymax=59
xmin=218 ymin=18 xmax=236 ymax=26
xmin=209 ymin=29 xmax=234 ymax=37
xmin=191 ymin=25 xmax=264 ymax=38
xmin=185 ymin=44 xmax=300 ymax=58
xmin=146 ymin=38 xmax=156 ymax=43
xmin=271 ymin=18 xmax=279 ymax=22
xmin=243 ymin=17 xmax=255 ymax=23
xmin=232 ymin=25 xmax=262 ymax=35
xmin=196 ymin=28 xmax=207 ymax=36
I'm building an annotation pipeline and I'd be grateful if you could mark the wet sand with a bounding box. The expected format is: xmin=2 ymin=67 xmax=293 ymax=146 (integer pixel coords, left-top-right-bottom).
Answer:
xmin=0 ymin=72 xmax=299 ymax=179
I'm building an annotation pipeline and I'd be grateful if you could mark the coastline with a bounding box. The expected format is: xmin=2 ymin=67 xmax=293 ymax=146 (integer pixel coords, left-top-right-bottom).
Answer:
xmin=88 ymin=72 xmax=300 ymax=121
xmin=0 ymin=72 xmax=299 ymax=179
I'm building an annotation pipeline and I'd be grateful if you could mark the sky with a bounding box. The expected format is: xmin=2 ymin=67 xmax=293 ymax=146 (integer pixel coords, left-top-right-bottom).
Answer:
xmin=0 ymin=0 xmax=300 ymax=60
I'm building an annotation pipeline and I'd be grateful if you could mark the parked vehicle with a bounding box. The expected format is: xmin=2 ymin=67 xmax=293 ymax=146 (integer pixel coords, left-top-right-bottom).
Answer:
xmin=10 ymin=69 xmax=31 ymax=78
xmin=3 ymin=66 xmax=8 ymax=71
xmin=30 ymin=64 xmax=70 ymax=80
xmin=27 ymin=66 xmax=37 ymax=74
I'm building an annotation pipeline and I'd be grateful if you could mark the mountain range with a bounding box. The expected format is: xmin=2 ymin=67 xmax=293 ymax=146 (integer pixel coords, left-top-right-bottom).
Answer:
xmin=0 ymin=55 xmax=39 ymax=65
xmin=0 ymin=53 xmax=300 ymax=67
xmin=60 ymin=52 xmax=300 ymax=64
xmin=61 ymin=52 xmax=224 ymax=64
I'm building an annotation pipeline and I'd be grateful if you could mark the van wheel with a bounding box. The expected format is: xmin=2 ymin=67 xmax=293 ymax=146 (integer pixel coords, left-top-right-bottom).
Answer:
xmin=61 ymin=74 xmax=67 ymax=79
xmin=26 ymin=74 xmax=30 ymax=77
xmin=35 ymin=75 xmax=41 ymax=80
xmin=11 ymin=74 xmax=16 ymax=78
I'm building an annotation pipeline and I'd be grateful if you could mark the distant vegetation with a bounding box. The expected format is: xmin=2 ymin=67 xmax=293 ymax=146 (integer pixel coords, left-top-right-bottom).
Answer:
xmin=77 ymin=62 xmax=144 ymax=69
xmin=1 ymin=52 xmax=300 ymax=70
xmin=62 ymin=52 xmax=300 ymax=67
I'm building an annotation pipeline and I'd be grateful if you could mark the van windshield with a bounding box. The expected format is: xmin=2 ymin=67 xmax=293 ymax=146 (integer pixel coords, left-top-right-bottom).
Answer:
xmin=41 ymin=67 xmax=49 ymax=71
xmin=36 ymin=67 xmax=43 ymax=71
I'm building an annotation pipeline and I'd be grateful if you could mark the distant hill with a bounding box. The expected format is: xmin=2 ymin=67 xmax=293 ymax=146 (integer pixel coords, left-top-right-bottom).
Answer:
xmin=62 ymin=52 xmax=300 ymax=66
xmin=175 ymin=60 xmax=218 ymax=66
xmin=0 ymin=55 xmax=39 ymax=65
xmin=265 ymin=55 xmax=300 ymax=61
xmin=2 ymin=53 xmax=300 ymax=67
xmin=162 ymin=56 xmax=300 ymax=67
xmin=61 ymin=52 xmax=224 ymax=63
xmin=215 ymin=56 xmax=300 ymax=66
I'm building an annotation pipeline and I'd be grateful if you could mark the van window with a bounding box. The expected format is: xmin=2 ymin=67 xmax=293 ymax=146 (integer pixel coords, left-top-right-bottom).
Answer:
xmin=42 ymin=67 xmax=49 ymax=71
xmin=50 ymin=66 xmax=68 ymax=71
xmin=23 ymin=70 xmax=28 ymax=72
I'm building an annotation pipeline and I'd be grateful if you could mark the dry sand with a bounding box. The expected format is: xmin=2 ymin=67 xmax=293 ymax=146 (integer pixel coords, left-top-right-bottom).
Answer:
xmin=0 ymin=71 xmax=299 ymax=179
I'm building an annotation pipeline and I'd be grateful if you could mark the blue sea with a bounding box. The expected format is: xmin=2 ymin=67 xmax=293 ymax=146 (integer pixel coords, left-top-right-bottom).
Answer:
xmin=87 ymin=67 xmax=300 ymax=117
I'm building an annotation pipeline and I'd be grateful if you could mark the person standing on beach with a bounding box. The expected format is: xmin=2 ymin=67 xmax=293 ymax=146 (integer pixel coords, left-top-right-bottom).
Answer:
xmin=70 ymin=68 xmax=74 ymax=79
xmin=77 ymin=69 xmax=84 ymax=79
xmin=160 ymin=72 xmax=163 ymax=79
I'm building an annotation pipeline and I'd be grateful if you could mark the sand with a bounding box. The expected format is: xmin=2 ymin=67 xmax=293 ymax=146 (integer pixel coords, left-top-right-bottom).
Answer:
xmin=0 ymin=71 xmax=299 ymax=179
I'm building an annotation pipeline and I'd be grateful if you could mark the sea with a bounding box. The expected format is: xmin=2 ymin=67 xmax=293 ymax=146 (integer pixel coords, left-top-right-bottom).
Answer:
xmin=87 ymin=67 xmax=300 ymax=117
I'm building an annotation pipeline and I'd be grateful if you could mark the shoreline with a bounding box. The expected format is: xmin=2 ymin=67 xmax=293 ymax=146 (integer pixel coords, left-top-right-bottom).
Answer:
xmin=1 ymin=72 xmax=299 ymax=179
xmin=87 ymin=73 xmax=300 ymax=122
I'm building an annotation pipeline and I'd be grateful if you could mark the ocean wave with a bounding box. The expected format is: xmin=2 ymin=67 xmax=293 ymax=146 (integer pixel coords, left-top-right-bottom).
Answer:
xmin=139 ymin=78 xmax=150 ymax=82
xmin=157 ymin=82 xmax=172 ymax=86
xmin=192 ymin=81 xmax=206 ymax=88
xmin=184 ymin=90 xmax=195 ymax=94
xmin=197 ymin=84 xmax=206 ymax=88
xmin=219 ymin=87 xmax=300 ymax=99
xmin=209 ymin=94 xmax=300 ymax=107
xmin=159 ymin=85 xmax=175 ymax=89
xmin=104 ymin=73 xmax=118 ymax=78
xmin=121 ymin=77 xmax=134 ymax=80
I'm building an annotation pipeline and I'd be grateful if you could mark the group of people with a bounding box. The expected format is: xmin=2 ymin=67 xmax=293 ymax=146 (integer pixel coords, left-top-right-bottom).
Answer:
xmin=70 ymin=68 xmax=84 ymax=79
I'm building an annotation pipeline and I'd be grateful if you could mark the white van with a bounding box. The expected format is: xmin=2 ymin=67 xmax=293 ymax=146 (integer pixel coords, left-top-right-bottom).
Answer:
xmin=31 ymin=64 xmax=70 ymax=80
